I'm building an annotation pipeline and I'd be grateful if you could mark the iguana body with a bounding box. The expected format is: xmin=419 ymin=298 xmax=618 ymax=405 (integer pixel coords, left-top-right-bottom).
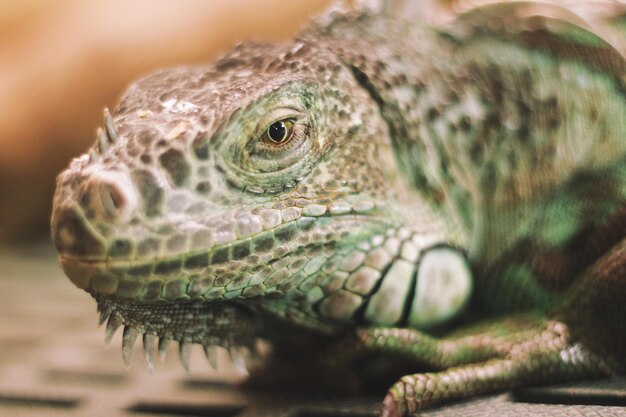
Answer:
xmin=51 ymin=2 xmax=626 ymax=415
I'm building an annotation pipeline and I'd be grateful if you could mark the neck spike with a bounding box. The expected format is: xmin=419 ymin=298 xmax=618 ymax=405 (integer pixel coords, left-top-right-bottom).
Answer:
xmin=103 ymin=108 xmax=119 ymax=144
xmin=96 ymin=127 xmax=108 ymax=154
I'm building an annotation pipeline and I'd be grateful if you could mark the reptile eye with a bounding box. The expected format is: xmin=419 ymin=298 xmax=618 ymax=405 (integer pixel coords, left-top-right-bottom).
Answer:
xmin=262 ymin=120 xmax=294 ymax=144
xmin=244 ymin=107 xmax=312 ymax=175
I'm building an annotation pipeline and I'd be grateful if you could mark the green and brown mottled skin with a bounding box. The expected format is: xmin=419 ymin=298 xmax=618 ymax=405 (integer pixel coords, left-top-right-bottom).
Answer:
xmin=50 ymin=1 xmax=625 ymax=416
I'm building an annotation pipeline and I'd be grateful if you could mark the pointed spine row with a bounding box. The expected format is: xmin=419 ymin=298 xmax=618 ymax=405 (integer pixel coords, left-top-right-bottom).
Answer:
xmin=99 ymin=310 xmax=247 ymax=372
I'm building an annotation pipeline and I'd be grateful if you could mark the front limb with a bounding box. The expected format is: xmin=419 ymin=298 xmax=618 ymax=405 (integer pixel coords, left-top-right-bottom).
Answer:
xmin=326 ymin=317 xmax=608 ymax=416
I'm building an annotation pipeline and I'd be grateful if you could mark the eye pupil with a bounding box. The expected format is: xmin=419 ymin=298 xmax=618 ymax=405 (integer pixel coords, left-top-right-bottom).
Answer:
xmin=267 ymin=121 xmax=288 ymax=143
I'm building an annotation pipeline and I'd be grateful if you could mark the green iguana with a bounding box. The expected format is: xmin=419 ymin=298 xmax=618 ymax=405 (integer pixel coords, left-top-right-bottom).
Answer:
xmin=50 ymin=1 xmax=626 ymax=415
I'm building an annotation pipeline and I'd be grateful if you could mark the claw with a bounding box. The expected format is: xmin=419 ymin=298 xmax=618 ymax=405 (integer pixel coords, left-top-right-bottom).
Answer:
xmin=122 ymin=326 xmax=140 ymax=365
xmin=103 ymin=108 xmax=118 ymax=143
xmin=203 ymin=344 xmax=218 ymax=370
xmin=143 ymin=333 xmax=158 ymax=371
xmin=104 ymin=314 xmax=123 ymax=345
xmin=158 ymin=337 xmax=171 ymax=362
xmin=179 ymin=340 xmax=193 ymax=372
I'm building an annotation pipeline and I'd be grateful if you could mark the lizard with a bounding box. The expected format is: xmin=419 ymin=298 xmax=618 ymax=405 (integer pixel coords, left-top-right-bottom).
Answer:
xmin=50 ymin=1 xmax=626 ymax=415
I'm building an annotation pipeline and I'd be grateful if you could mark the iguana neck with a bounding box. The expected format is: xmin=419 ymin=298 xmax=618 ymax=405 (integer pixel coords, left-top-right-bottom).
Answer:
xmin=303 ymin=12 xmax=470 ymax=245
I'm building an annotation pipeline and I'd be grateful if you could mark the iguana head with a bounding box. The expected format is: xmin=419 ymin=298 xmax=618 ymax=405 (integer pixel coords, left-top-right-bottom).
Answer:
xmin=51 ymin=40 xmax=402 ymax=365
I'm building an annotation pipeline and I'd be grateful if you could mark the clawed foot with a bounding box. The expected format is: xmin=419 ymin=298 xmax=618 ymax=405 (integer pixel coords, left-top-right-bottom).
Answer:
xmin=327 ymin=316 xmax=608 ymax=416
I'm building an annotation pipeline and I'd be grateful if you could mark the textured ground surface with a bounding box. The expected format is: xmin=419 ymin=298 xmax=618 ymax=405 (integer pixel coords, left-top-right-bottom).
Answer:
xmin=1 ymin=243 xmax=624 ymax=417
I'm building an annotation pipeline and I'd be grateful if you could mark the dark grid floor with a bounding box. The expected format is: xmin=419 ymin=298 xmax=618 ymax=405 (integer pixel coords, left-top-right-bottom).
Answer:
xmin=1 ymin=243 xmax=624 ymax=417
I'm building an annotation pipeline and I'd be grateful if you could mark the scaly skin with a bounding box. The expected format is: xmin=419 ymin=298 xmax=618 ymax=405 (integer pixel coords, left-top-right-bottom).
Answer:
xmin=51 ymin=2 xmax=625 ymax=415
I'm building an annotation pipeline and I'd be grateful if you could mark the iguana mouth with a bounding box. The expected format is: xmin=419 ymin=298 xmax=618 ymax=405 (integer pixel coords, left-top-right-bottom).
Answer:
xmin=94 ymin=294 xmax=260 ymax=371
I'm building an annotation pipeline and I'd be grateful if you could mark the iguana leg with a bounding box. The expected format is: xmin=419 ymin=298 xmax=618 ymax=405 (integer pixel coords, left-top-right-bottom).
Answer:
xmin=327 ymin=316 xmax=606 ymax=405
xmin=378 ymin=320 xmax=607 ymax=416
xmin=327 ymin=318 xmax=608 ymax=416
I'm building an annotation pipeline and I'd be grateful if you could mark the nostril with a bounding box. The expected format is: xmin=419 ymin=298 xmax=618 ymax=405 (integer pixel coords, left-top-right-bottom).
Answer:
xmin=89 ymin=171 xmax=138 ymax=223
xmin=100 ymin=183 xmax=124 ymax=217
